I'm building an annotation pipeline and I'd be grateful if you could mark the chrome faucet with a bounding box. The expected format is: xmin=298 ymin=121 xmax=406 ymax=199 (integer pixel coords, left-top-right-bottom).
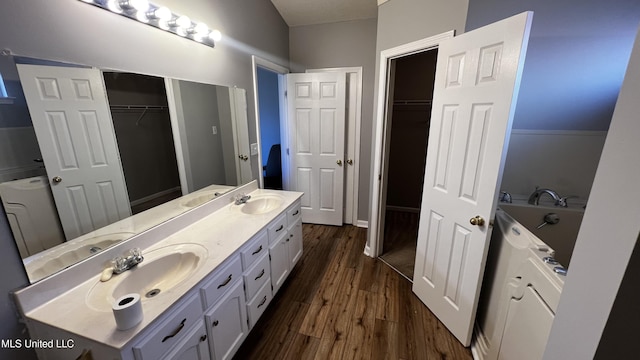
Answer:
xmin=112 ymin=248 xmax=144 ymax=275
xmin=234 ymin=193 xmax=251 ymax=205
xmin=100 ymin=248 xmax=144 ymax=282
xmin=528 ymin=187 xmax=572 ymax=207
xmin=499 ymin=191 xmax=512 ymax=203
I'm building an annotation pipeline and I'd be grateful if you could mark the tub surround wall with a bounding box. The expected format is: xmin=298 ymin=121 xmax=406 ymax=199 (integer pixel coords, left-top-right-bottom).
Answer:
xmin=499 ymin=202 xmax=584 ymax=268
xmin=501 ymin=130 xmax=607 ymax=202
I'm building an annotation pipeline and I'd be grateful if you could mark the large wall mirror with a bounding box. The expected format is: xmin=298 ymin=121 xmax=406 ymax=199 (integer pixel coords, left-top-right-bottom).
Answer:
xmin=0 ymin=55 xmax=254 ymax=283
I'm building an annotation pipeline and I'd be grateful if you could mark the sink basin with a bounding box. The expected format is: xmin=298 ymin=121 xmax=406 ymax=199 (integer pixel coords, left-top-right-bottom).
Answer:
xmin=181 ymin=191 xmax=221 ymax=208
xmin=25 ymin=232 xmax=135 ymax=281
xmin=86 ymin=243 xmax=208 ymax=312
xmin=238 ymin=194 xmax=284 ymax=215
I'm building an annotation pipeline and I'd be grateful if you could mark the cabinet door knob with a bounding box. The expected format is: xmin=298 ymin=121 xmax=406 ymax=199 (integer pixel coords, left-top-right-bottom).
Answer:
xmin=200 ymin=334 xmax=207 ymax=342
xmin=212 ymin=320 xmax=219 ymax=327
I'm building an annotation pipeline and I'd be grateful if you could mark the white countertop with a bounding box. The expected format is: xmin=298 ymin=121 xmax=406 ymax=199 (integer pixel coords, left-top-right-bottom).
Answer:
xmin=16 ymin=186 xmax=302 ymax=350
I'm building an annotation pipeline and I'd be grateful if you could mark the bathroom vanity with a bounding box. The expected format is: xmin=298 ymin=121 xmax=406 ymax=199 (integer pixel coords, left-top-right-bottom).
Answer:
xmin=13 ymin=181 xmax=303 ymax=360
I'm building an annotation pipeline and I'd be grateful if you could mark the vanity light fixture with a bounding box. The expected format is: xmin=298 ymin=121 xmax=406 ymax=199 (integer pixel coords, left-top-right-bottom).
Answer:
xmin=77 ymin=0 xmax=219 ymax=48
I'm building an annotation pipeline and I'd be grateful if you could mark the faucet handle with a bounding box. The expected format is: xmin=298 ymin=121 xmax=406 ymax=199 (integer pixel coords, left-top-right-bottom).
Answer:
xmin=557 ymin=195 xmax=578 ymax=207
xmin=112 ymin=256 xmax=127 ymax=272
xmin=499 ymin=191 xmax=512 ymax=203
xmin=128 ymin=248 xmax=143 ymax=262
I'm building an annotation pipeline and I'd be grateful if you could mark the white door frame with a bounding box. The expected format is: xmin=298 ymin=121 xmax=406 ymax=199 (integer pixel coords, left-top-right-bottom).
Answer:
xmin=251 ymin=56 xmax=289 ymax=189
xmin=367 ymin=30 xmax=455 ymax=257
xmin=306 ymin=67 xmax=362 ymax=225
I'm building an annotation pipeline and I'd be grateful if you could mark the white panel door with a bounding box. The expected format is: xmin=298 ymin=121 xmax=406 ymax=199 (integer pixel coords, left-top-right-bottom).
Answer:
xmin=231 ymin=87 xmax=253 ymax=185
xmin=286 ymin=73 xmax=346 ymax=225
xmin=17 ymin=64 xmax=131 ymax=240
xmin=412 ymin=12 xmax=533 ymax=346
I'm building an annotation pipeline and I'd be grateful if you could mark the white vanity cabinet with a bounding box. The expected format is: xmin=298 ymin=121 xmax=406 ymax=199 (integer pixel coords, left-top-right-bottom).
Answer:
xmin=15 ymin=186 xmax=304 ymax=360
xmin=204 ymin=280 xmax=248 ymax=360
xmin=161 ymin=320 xmax=210 ymax=360
xmin=269 ymin=202 xmax=302 ymax=294
xmin=133 ymin=292 xmax=204 ymax=360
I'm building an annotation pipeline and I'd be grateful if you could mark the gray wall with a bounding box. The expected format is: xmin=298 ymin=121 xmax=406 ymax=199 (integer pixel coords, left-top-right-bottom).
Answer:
xmin=0 ymin=206 xmax=35 ymax=359
xmin=0 ymin=0 xmax=288 ymax=355
xmin=376 ymin=0 xmax=468 ymax=52
xmin=466 ymin=0 xmax=640 ymax=131
xmin=177 ymin=81 xmax=227 ymax=190
xmin=289 ymin=18 xmax=378 ymax=222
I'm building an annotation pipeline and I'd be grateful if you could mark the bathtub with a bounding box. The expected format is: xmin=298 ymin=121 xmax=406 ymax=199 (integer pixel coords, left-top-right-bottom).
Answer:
xmin=498 ymin=201 xmax=584 ymax=267
xmin=473 ymin=202 xmax=574 ymax=360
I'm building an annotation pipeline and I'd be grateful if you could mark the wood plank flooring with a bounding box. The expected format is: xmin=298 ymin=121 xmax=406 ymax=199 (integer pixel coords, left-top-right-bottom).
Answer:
xmin=233 ymin=224 xmax=472 ymax=360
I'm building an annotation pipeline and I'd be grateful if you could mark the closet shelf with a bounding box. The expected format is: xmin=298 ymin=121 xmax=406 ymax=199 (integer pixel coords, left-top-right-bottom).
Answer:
xmin=393 ymin=99 xmax=432 ymax=106
xmin=109 ymin=105 xmax=169 ymax=125
xmin=109 ymin=104 xmax=168 ymax=110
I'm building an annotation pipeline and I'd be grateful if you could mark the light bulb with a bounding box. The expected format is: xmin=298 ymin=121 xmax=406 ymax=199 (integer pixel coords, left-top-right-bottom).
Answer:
xmin=152 ymin=7 xmax=172 ymax=21
xmin=128 ymin=0 xmax=149 ymax=12
xmin=193 ymin=23 xmax=209 ymax=35
xmin=209 ymin=30 xmax=222 ymax=42
xmin=175 ymin=15 xmax=191 ymax=29
xmin=106 ymin=0 xmax=123 ymax=13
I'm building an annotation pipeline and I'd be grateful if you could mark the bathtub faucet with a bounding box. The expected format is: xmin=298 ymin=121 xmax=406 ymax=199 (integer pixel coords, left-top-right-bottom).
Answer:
xmin=527 ymin=187 xmax=572 ymax=207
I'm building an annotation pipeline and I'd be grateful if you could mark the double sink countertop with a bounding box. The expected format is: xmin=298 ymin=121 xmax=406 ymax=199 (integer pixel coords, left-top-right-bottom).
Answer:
xmin=14 ymin=182 xmax=302 ymax=350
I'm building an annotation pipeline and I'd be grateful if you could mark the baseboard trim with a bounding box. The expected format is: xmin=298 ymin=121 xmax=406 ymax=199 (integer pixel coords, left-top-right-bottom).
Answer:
xmin=355 ymin=220 xmax=368 ymax=228
xmin=385 ymin=205 xmax=420 ymax=213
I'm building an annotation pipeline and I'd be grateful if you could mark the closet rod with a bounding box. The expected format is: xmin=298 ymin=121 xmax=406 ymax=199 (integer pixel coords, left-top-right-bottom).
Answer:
xmin=393 ymin=99 xmax=432 ymax=105
xmin=109 ymin=104 xmax=168 ymax=110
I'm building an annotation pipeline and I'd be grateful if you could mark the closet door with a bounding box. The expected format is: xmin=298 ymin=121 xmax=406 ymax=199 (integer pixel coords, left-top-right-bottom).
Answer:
xmin=17 ymin=64 xmax=130 ymax=240
xmin=412 ymin=12 xmax=533 ymax=346
xmin=286 ymin=72 xmax=346 ymax=225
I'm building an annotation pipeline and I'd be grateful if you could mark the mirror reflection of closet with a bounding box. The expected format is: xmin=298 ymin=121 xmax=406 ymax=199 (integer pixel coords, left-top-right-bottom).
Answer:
xmin=0 ymin=55 xmax=252 ymax=283
xmin=380 ymin=49 xmax=438 ymax=280
xmin=103 ymin=72 xmax=182 ymax=214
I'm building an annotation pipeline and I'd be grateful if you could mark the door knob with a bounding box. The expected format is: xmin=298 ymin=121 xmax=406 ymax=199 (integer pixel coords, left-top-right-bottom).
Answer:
xmin=469 ymin=215 xmax=485 ymax=226
xmin=346 ymin=159 xmax=353 ymax=165
xmin=52 ymin=176 xmax=62 ymax=184
xmin=336 ymin=159 xmax=343 ymax=166
xmin=238 ymin=154 xmax=248 ymax=161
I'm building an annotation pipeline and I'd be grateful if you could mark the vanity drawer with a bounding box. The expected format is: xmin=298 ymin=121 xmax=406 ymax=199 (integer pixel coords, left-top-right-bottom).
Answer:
xmin=240 ymin=229 xmax=268 ymax=270
xmin=243 ymin=253 xmax=270 ymax=301
xmin=287 ymin=201 xmax=302 ymax=225
xmin=133 ymin=292 xmax=202 ymax=360
xmin=200 ymin=255 xmax=242 ymax=310
xmin=267 ymin=213 xmax=287 ymax=245
xmin=246 ymin=280 xmax=273 ymax=329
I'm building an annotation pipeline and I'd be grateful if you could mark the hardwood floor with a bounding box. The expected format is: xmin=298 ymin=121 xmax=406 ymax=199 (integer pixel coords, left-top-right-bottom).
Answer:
xmin=233 ymin=223 xmax=472 ymax=360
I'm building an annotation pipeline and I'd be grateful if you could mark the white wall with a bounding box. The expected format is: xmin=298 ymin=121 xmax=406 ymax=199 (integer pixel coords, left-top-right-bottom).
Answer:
xmin=544 ymin=24 xmax=640 ymax=360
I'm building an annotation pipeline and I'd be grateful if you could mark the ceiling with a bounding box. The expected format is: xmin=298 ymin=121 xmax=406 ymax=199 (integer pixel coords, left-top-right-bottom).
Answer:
xmin=270 ymin=0 xmax=378 ymax=27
